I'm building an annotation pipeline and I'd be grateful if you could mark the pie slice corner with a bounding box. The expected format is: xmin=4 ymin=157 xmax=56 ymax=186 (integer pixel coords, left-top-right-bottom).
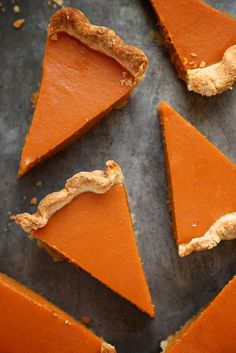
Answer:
xmin=18 ymin=7 xmax=148 ymax=177
xmin=15 ymin=160 xmax=154 ymax=317
xmin=150 ymin=0 xmax=236 ymax=96
xmin=158 ymin=101 xmax=236 ymax=256
xmin=0 ymin=272 xmax=116 ymax=353
xmin=160 ymin=276 xmax=236 ymax=352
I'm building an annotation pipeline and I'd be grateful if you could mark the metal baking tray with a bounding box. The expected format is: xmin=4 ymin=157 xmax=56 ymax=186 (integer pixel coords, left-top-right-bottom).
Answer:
xmin=0 ymin=0 xmax=236 ymax=352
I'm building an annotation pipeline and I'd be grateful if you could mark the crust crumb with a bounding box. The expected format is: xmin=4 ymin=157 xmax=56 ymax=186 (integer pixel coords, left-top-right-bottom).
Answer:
xmin=31 ymin=91 xmax=39 ymax=107
xmin=149 ymin=29 xmax=163 ymax=46
xmin=13 ymin=5 xmax=20 ymax=13
xmin=53 ymin=0 xmax=64 ymax=6
xmin=120 ymin=78 xmax=133 ymax=87
xmin=50 ymin=33 xmax=58 ymax=41
xmin=101 ymin=343 xmax=117 ymax=353
xmin=36 ymin=180 xmax=42 ymax=187
xmin=0 ymin=2 xmax=6 ymax=12
xmin=30 ymin=197 xmax=38 ymax=205
xmin=200 ymin=61 xmax=206 ymax=68
xmin=190 ymin=52 xmax=197 ymax=57
xmin=81 ymin=316 xmax=91 ymax=325
xmin=9 ymin=215 xmax=16 ymax=221
xmin=13 ymin=18 xmax=25 ymax=29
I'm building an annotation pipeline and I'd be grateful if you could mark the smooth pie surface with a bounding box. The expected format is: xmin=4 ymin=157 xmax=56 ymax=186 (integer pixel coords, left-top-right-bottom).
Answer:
xmin=33 ymin=184 xmax=154 ymax=317
xmin=0 ymin=273 xmax=105 ymax=353
xmin=165 ymin=276 xmax=236 ymax=352
xmin=159 ymin=101 xmax=236 ymax=246
xmin=19 ymin=33 xmax=135 ymax=176
xmin=151 ymin=0 xmax=236 ymax=77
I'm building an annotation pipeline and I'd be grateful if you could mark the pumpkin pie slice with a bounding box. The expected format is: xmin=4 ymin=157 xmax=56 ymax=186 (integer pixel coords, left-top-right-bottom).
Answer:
xmin=0 ymin=272 xmax=115 ymax=353
xmin=14 ymin=161 xmax=154 ymax=317
xmin=161 ymin=276 xmax=236 ymax=352
xmin=159 ymin=101 xmax=236 ymax=257
xmin=150 ymin=0 xmax=236 ymax=96
xmin=18 ymin=8 xmax=148 ymax=176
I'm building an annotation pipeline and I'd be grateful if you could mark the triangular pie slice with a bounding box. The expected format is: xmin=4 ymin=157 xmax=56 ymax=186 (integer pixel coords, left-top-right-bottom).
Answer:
xmin=18 ymin=7 xmax=148 ymax=176
xmin=0 ymin=272 xmax=115 ymax=353
xmin=159 ymin=101 xmax=236 ymax=257
xmin=15 ymin=161 xmax=154 ymax=317
xmin=150 ymin=0 xmax=236 ymax=96
xmin=161 ymin=276 xmax=236 ymax=352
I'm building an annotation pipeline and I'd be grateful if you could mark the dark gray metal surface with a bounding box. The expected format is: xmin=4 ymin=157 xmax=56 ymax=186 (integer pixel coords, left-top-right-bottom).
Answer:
xmin=0 ymin=1 xmax=236 ymax=352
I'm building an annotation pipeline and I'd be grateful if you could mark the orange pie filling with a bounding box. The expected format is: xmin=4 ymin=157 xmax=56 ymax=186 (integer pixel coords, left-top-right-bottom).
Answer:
xmin=15 ymin=161 xmax=154 ymax=317
xmin=160 ymin=277 xmax=236 ymax=353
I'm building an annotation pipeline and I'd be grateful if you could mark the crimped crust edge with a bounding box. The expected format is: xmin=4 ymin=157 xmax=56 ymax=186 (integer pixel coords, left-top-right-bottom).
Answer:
xmin=178 ymin=212 xmax=236 ymax=257
xmin=187 ymin=44 xmax=236 ymax=96
xmin=48 ymin=7 xmax=148 ymax=80
xmin=14 ymin=161 xmax=124 ymax=233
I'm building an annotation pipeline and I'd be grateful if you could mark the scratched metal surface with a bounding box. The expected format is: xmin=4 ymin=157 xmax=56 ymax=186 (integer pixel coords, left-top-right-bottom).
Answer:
xmin=0 ymin=1 xmax=236 ymax=352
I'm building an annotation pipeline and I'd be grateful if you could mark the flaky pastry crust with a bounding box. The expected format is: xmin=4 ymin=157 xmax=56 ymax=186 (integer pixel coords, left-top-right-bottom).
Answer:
xmin=14 ymin=161 xmax=123 ymax=233
xmin=178 ymin=212 xmax=236 ymax=257
xmin=48 ymin=7 xmax=148 ymax=80
xmin=101 ymin=342 xmax=117 ymax=353
xmin=187 ymin=45 xmax=236 ymax=96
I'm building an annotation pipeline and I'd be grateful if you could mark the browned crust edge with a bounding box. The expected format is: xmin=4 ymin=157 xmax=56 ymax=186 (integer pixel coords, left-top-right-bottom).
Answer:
xmin=187 ymin=44 xmax=236 ymax=96
xmin=14 ymin=161 xmax=123 ymax=233
xmin=47 ymin=7 xmax=148 ymax=79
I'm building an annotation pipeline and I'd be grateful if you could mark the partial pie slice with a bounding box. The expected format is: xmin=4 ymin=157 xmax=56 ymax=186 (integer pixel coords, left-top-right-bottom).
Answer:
xmin=159 ymin=101 xmax=236 ymax=257
xmin=150 ymin=0 xmax=236 ymax=96
xmin=18 ymin=7 xmax=148 ymax=176
xmin=15 ymin=161 xmax=154 ymax=317
xmin=161 ymin=276 xmax=236 ymax=353
xmin=0 ymin=272 xmax=115 ymax=353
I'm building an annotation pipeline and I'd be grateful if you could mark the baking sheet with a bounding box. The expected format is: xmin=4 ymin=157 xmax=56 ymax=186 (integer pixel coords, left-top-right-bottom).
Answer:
xmin=1 ymin=0 xmax=236 ymax=352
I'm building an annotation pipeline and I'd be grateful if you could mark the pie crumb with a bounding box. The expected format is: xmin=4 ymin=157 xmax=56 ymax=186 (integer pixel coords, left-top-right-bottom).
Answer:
xmin=13 ymin=18 xmax=25 ymax=29
xmin=13 ymin=5 xmax=20 ymax=13
xmin=31 ymin=91 xmax=39 ymax=107
xmin=53 ymin=0 xmax=64 ymax=6
xmin=120 ymin=78 xmax=133 ymax=87
xmin=30 ymin=197 xmax=38 ymax=205
xmin=190 ymin=52 xmax=197 ymax=57
xmin=50 ymin=33 xmax=58 ymax=41
xmin=81 ymin=316 xmax=91 ymax=325
xmin=9 ymin=215 xmax=16 ymax=221
xmin=149 ymin=29 xmax=163 ymax=46
xmin=200 ymin=61 xmax=206 ymax=68
xmin=36 ymin=180 xmax=42 ymax=187
xmin=0 ymin=2 xmax=6 ymax=12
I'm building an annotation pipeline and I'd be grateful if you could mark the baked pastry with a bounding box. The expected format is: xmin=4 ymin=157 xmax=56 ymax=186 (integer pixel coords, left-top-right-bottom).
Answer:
xmin=161 ymin=276 xmax=236 ymax=352
xmin=14 ymin=161 xmax=154 ymax=317
xmin=159 ymin=101 xmax=236 ymax=256
xmin=150 ymin=0 xmax=236 ymax=96
xmin=18 ymin=7 xmax=148 ymax=176
xmin=0 ymin=272 xmax=115 ymax=353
